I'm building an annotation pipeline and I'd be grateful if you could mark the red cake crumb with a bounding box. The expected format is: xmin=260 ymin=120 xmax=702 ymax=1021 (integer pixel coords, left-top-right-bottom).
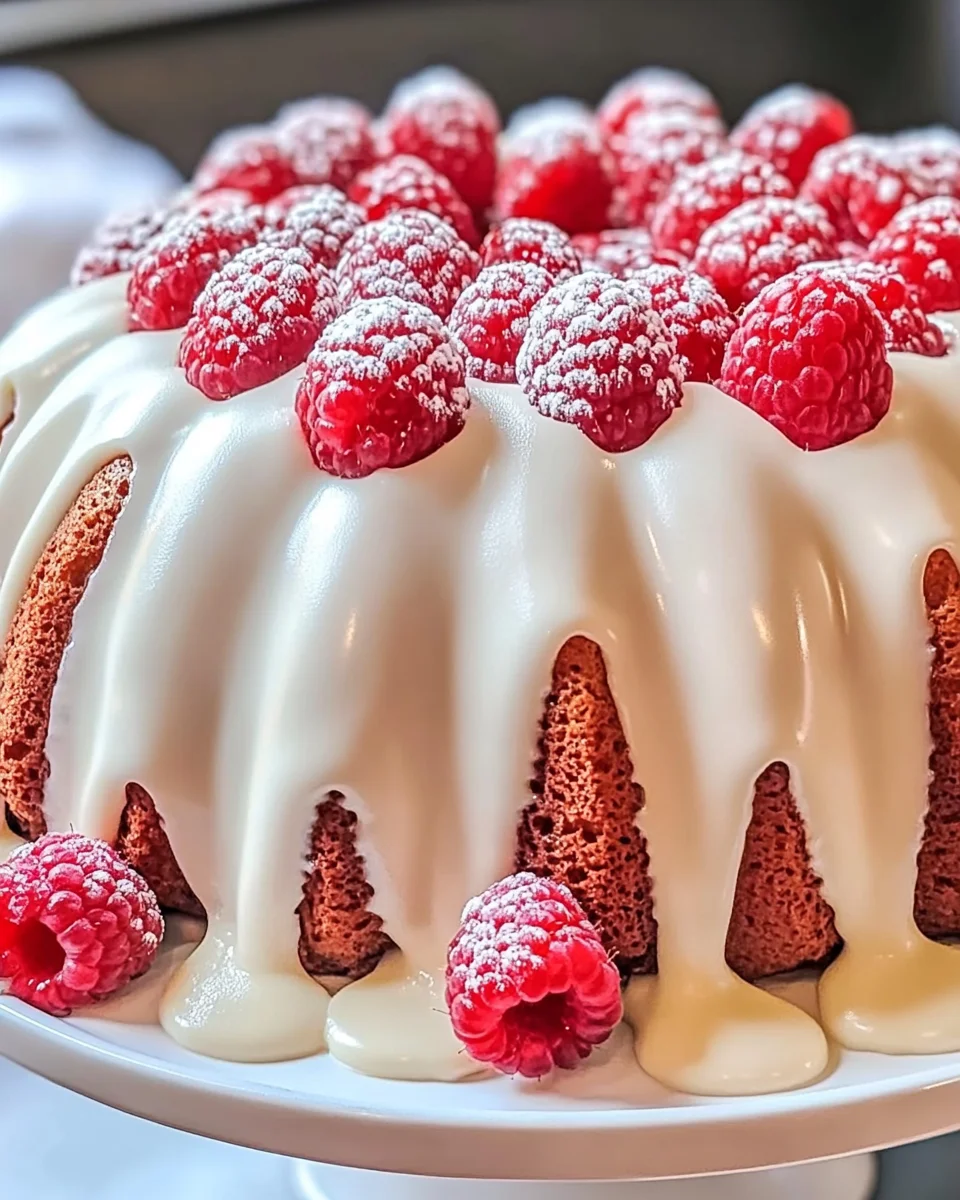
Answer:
xmin=629 ymin=265 xmax=736 ymax=382
xmin=275 ymin=96 xmax=376 ymax=192
xmin=597 ymin=67 xmax=721 ymax=137
xmin=448 ymin=261 xmax=556 ymax=383
xmin=348 ymin=154 xmax=479 ymax=246
xmin=731 ymin=85 xmax=854 ymax=188
xmin=481 ymin=217 xmax=582 ymax=279
xmin=193 ymin=126 xmax=298 ymax=203
xmin=867 ymin=195 xmax=960 ymax=313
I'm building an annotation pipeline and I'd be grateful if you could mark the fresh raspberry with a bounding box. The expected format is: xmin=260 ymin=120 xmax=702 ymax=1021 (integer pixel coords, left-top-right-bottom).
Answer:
xmin=193 ymin=126 xmax=298 ymax=203
xmin=571 ymin=228 xmax=687 ymax=278
xmin=71 ymin=204 xmax=168 ymax=286
xmin=896 ymin=126 xmax=960 ymax=201
xmin=0 ymin=833 xmax=163 ymax=1016
xmin=730 ymin=85 xmax=854 ymax=189
xmin=445 ymin=872 xmax=623 ymax=1078
xmin=651 ymin=149 xmax=795 ymax=258
xmin=629 ymin=265 xmax=736 ymax=383
xmin=179 ymin=244 xmax=339 ymax=400
xmin=348 ymin=154 xmax=479 ymax=246
xmin=516 ymin=271 xmax=684 ymax=451
xmin=611 ymin=108 xmax=727 ymax=227
xmin=867 ymin=196 xmax=960 ymax=313
xmin=719 ymin=268 xmax=893 ymax=450
xmin=837 ymin=238 xmax=868 ymax=262
xmin=127 ymin=207 xmax=264 ymax=331
xmin=692 ymin=196 xmax=839 ymax=310
xmin=481 ymin=218 xmax=581 ymax=279
xmin=800 ymin=135 xmax=936 ymax=245
xmin=295 ymin=296 xmax=468 ymax=477
xmin=597 ymin=67 xmax=721 ymax=137
xmin=380 ymin=66 xmax=500 ymax=214
xmin=804 ymin=260 xmax=947 ymax=356
xmin=263 ymin=184 xmax=365 ymax=270
xmin=494 ymin=106 xmax=616 ymax=236
xmin=336 ymin=208 xmax=479 ymax=320
xmin=177 ymin=187 xmax=255 ymax=216
xmin=448 ymin=262 xmax=556 ymax=383
xmin=274 ymin=96 xmax=376 ymax=192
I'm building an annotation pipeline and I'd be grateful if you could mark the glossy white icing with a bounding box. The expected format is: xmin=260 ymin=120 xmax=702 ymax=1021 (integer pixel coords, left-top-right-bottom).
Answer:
xmin=2 ymin=295 xmax=960 ymax=1094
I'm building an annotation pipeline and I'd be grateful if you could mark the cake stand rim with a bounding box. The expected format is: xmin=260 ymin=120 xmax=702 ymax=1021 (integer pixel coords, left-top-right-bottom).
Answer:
xmin=2 ymin=996 xmax=960 ymax=1181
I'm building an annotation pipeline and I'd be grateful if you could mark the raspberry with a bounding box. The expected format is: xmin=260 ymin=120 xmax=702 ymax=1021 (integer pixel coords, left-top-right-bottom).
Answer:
xmin=179 ymin=244 xmax=339 ymax=400
xmin=692 ymin=196 xmax=839 ymax=310
xmin=295 ymin=296 xmax=468 ymax=477
xmin=651 ymin=149 xmax=795 ymax=258
xmin=263 ymin=184 xmax=365 ymax=269
xmin=336 ymin=208 xmax=479 ymax=320
xmin=348 ymin=154 xmax=479 ymax=246
xmin=494 ymin=106 xmax=616 ymax=236
xmin=897 ymin=126 xmax=960 ymax=196
xmin=801 ymin=135 xmax=936 ymax=244
xmin=867 ymin=196 xmax=960 ymax=312
xmin=127 ymin=207 xmax=264 ymax=331
xmin=193 ymin=126 xmax=298 ymax=203
xmin=629 ymin=265 xmax=736 ymax=383
xmin=381 ymin=67 xmax=500 ymax=214
xmin=445 ymin=872 xmax=622 ymax=1078
xmin=0 ymin=833 xmax=163 ymax=1016
xmin=448 ymin=262 xmax=556 ymax=383
xmin=597 ymin=67 xmax=721 ymax=137
xmin=719 ymin=268 xmax=893 ymax=450
xmin=274 ymin=96 xmax=376 ymax=192
xmin=516 ymin=271 xmax=684 ymax=451
xmin=571 ymin=228 xmax=685 ymax=278
xmin=611 ymin=108 xmax=727 ymax=227
xmin=730 ymin=85 xmax=854 ymax=189
xmin=71 ymin=204 xmax=168 ymax=287
xmin=177 ymin=187 xmax=255 ymax=217
xmin=481 ymin=218 xmax=581 ymax=279
xmin=838 ymin=238 xmax=868 ymax=262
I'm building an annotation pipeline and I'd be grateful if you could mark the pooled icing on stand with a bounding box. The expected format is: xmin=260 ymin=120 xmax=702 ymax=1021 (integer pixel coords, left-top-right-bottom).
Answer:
xmin=2 ymin=297 xmax=960 ymax=1092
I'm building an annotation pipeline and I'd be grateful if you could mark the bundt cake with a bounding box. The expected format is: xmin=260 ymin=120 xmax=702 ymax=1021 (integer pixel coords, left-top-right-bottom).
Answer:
xmin=5 ymin=66 xmax=960 ymax=1098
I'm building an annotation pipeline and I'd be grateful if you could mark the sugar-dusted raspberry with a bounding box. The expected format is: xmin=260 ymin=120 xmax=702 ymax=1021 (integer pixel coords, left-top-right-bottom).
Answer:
xmin=177 ymin=187 xmax=255 ymax=216
xmin=867 ymin=196 xmax=960 ymax=313
xmin=448 ymin=262 xmax=556 ymax=383
xmin=629 ymin=265 xmax=736 ymax=383
xmin=730 ymin=85 xmax=854 ymax=189
xmin=838 ymin=239 xmax=868 ymax=262
xmin=445 ymin=872 xmax=623 ymax=1078
xmin=494 ymin=105 xmax=616 ymax=236
xmin=651 ymin=149 xmax=795 ymax=258
xmin=274 ymin=96 xmax=376 ymax=192
xmin=179 ymin=244 xmax=339 ymax=400
xmin=895 ymin=126 xmax=960 ymax=200
xmin=0 ymin=833 xmax=163 ymax=1016
xmin=597 ymin=67 xmax=721 ymax=137
xmin=611 ymin=108 xmax=727 ymax=227
xmin=336 ymin=208 xmax=479 ymax=320
xmin=804 ymin=260 xmax=947 ymax=356
xmin=295 ymin=296 xmax=468 ymax=477
xmin=692 ymin=195 xmax=839 ymax=310
xmin=263 ymin=184 xmax=365 ymax=270
xmin=572 ymin=228 xmax=670 ymax=278
xmin=348 ymin=153 xmax=479 ymax=246
xmin=719 ymin=268 xmax=893 ymax=449
xmin=516 ymin=271 xmax=684 ymax=451
xmin=127 ymin=207 xmax=264 ymax=331
xmin=71 ymin=204 xmax=168 ymax=286
xmin=481 ymin=218 xmax=581 ymax=279
xmin=800 ymin=135 xmax=936 ymax=245
xmin=193 ymin=126 xmax=298 ymax=203
xmin=380 ymin=66 xmax=500 ymax=214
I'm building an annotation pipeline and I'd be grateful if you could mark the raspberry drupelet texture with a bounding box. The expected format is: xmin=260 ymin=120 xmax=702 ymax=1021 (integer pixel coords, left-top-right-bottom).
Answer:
xmin=348 ymin=154 xmax=479 ymax=247
xmin=127 ymin=207 xmax=264 ymax=331
xmin=336 ymin=207 xmax=480 ymax=320
xmin=650 ymin=149 xmax=795 ymax=259
xmin=481 ymin=217 xmax=582 ymax=280
xmin=629 ymin=265 xmax=736 ymax=383
xmin=380 ymin=67 xmax=500 ymax=214
xmin=597 ymin=67 xmax=721 ymax=137
xmin=447 ymin=262 xmax=556 ymax=383
xmin=295 ymin=296 xmax=469 ymax=478
xmin=445 ymin=872 xmax=623 ymax=1078
xmin=691 ymin=195 xmax=840 ymax=311
xmin=0 ymin=833 xmax=163 ymax=1016
xmin=730 ymin=85 xmax=855 ymax=189
xmin=867 ymin=195 xmax=960 ymax=313
xmin=516 ymin=271 xmax=685 ymax=451
xmin=193 ymin=126 xmax=298 ymax=203
xmin=71 ymin=204 xmax=169 ymax=287
xmin=719 ymin=268 xmax=893 ymax=450
xmin=813 ymin=260 xmax=947 ymax=356
xmin=274 ymin=96 xmax=376 ymax=192
xmin=571 ymin=227 xmax=687 ymax=278
xmin=179 ymin=244 xmax=339 ymax=400
xmin=263 ymin=183 xmax=366 ymax=270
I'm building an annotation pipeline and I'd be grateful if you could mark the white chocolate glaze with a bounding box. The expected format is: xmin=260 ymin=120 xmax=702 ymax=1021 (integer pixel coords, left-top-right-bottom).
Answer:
xmin=3 ymin=294 xmax=960 ymax=1093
